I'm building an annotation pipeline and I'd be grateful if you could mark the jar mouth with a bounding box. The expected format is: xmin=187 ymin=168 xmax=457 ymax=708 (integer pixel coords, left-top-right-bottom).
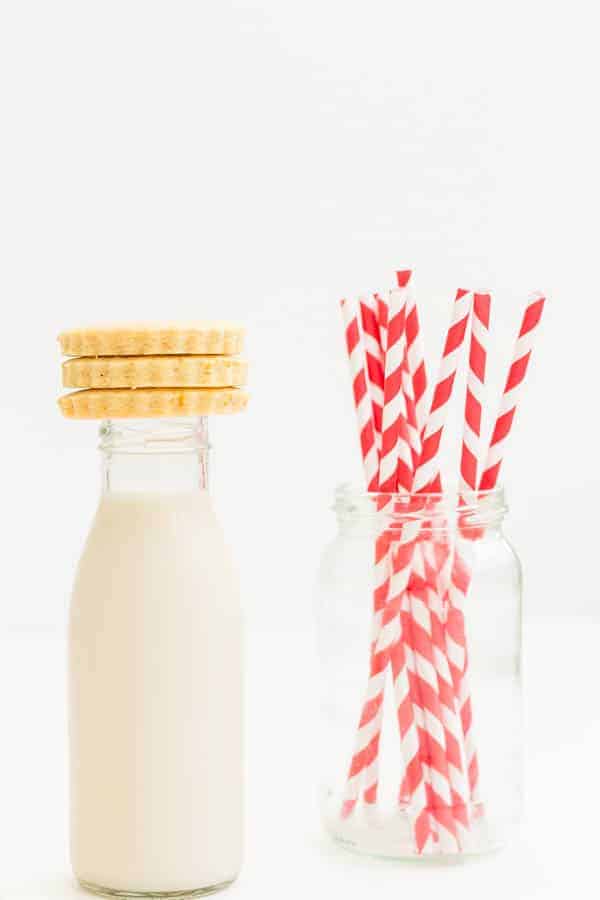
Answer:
xmin=333 ymin=483 xmax=507 ymax=530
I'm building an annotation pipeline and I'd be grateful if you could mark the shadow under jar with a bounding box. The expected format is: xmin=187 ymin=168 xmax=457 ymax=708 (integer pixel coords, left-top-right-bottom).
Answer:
xmin=315 ymin=485 xmax=522 ymax=859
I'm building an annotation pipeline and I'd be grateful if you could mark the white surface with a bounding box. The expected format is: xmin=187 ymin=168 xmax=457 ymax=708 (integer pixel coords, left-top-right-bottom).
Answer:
xmin=0 ymin=619 xmax=598 ymax=899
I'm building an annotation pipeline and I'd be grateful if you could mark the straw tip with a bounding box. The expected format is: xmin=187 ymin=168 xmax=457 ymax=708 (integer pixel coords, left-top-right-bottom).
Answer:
xmin=395 ymin=269 xmax=412 ymax=288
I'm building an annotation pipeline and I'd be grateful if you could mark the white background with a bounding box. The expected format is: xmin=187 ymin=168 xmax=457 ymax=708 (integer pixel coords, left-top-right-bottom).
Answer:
xmin=0 ymin=1 xmax=597 ymax=898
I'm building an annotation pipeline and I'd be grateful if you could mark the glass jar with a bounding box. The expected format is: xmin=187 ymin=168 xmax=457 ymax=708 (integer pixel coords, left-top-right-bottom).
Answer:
xmin=315 ymin=485 xmax=521 ymax=858
xmin=69 ymin=418 xmax=243 ymax=898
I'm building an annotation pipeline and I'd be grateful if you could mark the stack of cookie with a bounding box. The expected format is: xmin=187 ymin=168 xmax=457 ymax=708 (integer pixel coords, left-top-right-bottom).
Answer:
xmin=58 ymin=323 xmax=248 ymax=418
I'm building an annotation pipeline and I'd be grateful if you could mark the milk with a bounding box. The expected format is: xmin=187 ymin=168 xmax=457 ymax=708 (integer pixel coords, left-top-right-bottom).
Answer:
xmin=69 ymin=490 xmax=243 ymax=894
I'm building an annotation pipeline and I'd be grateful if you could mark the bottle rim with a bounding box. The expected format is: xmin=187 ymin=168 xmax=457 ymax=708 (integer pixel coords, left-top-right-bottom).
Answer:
xmin=99 ymin=417 xmax=210 ymax=455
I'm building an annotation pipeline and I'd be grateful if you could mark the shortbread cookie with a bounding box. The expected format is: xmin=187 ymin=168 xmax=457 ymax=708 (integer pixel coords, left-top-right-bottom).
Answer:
xmin=58 ymin=387 xmax=248 ymax=419
xmin=62 ymin=355 xmax=248 ymax=389
xmin=58 ymin=323 xmax=245 ymax=357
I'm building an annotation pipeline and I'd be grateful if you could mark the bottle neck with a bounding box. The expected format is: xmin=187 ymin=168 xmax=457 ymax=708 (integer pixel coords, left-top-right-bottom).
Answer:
xmin=99 ymin=418 xmax=210 ymax=494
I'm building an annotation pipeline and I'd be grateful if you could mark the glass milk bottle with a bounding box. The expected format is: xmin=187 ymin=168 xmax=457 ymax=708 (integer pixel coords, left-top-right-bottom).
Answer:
xmin=69 ymin=417 xmax=242 ymax=897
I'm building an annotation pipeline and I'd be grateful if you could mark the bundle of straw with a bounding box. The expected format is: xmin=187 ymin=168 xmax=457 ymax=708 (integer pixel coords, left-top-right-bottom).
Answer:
xmin=339 ymin=272 xmax=545 ymax=853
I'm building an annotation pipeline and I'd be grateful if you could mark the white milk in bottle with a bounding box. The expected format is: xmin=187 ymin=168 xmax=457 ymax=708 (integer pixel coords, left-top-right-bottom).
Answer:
xmin=65 ymin=403 xmax=245 ymax=894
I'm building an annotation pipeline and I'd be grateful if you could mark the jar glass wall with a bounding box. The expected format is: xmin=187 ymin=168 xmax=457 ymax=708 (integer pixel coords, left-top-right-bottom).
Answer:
xmin=315 ymin=485 xmax=522 ymax=858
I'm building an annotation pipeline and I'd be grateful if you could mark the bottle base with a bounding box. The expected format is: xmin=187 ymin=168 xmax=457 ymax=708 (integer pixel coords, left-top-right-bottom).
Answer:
xmin=78 ymin=878 xmax=235 ymax=899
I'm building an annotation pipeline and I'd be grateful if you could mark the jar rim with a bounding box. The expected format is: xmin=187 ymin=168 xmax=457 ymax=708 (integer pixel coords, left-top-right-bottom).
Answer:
xmin=332 ymin=482 xmax=507 ymax=529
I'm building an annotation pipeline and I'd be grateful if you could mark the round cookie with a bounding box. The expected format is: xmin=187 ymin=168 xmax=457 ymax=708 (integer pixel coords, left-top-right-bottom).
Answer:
xmin=58 ymin=323 xmax=244 ymax=357
xmin=58 ymin=387 xmax=248 ymax=419
xmin=62 ymin=355 xmax=248 ymax=389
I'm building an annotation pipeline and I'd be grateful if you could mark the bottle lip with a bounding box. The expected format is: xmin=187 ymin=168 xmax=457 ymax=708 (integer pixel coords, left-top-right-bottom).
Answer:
xmin=332 ymin=482 xmax=507 ymax=529
xmin=99 ymin=417 xmax=210 ymax=455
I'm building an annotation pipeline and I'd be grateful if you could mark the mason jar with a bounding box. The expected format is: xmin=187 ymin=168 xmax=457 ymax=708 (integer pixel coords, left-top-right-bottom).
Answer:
xmin=315 ymin=484 xmax=522 ymax=858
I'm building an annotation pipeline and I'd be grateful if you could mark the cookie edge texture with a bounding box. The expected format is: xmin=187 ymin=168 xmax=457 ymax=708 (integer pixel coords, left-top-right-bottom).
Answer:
xmin=62 ymin=356 xmax=248 ymax=389
xmin=58 ymin=387 xmax=249 ymax=419
xmin=58 ymin=324 xmax=245 ymax=357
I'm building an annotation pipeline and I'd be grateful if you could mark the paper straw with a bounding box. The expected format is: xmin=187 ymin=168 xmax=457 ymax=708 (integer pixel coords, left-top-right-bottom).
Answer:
xmin=401 ymin=546 xmax=460 ymax=850
xmin=341 ymin=582 xmax=395 ymax=817
xmin=339 ymin=298 xmax=391 ymax=809
xmin=420 ymin=541 xmax=471 ymax=839
xmin=339 ymin=297 xmax=389 ymax=811
xmin=460 ymin=293 xmax=492 ymax=492
xmin=394 ymin=343 xmax=425 ymax=805
xmin=360 ymin=295 xmax=385 ymax=454
xmin=399 ymin=269 xmax=428 ymax=433
xmin=402 ymin=345 xmax=422 ymax=473
xmin=415 ymin=289 xmax=472 ymax=493
xmin=359 ymin=523 xmax=393 ymax=808
xmin=479 ymin=292 xmax=546 ymax=490
xmin=340 ymin=298 xmax=380 ymax=491
xmin=387 ymin=577 xmax=436 ymax=852
xmin=353 ymin=534 xmax=436 ymax=852
xmin=449 ymin=291 xmax=491 ymax=806
xmin=379 ymin=289 xmax=408 ymax=491
xmin=376 ymin=292 xmax=388 ymax=356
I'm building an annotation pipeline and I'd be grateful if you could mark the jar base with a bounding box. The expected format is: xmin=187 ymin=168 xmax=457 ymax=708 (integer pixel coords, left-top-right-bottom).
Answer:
xmin=322 ymin=804 xmax=506 ymax=860
xmin=78 ymin=878 xmax=235 ymax=899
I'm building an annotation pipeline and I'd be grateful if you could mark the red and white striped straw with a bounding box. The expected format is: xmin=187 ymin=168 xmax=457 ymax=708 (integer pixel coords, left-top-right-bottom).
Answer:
xmin=341 ymin=580 xmax=396 ymax=817
xmin=464 ymin=291 xmax=545 ymax=803
xmin=479 ymin=292 xmax=546 ymax=490
xmin=452 ymin=291 xmax=491 ymax=806
xmin=420 ymin=542 xmax=471 ymax=840
xmin=376 ymin=292 xmax=388 ymax=357
xmin=438 ymin=546 xmax=481 ymax=808
xmin=340 ymin=296 xmax=390 ymax=810
xmin=400 ymin=270 xmax=428 ymax=433
xmin=404 ymin=549 xmax=461 ymax=850
xmin=353 ymin=538 xmax=436 ymax=851
xmin=402 ymin=346 xmax=422 ymax=473
xmin=359 ymin=537 xmax=392 ymax=809
xmin=340 ymin=298 xmax=380 ymax=491
xmin=460 ymin=293 xmax=491 ymax=493
xmin=379 ymin=289 xmax=408 ymax=492
xmin=360 ymin=295 xmax=385 ymax=455
xmin=415 ymin=289 xmax=472 ymax=493
xmin=388 ymin=567 xmax=436 ymax=852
